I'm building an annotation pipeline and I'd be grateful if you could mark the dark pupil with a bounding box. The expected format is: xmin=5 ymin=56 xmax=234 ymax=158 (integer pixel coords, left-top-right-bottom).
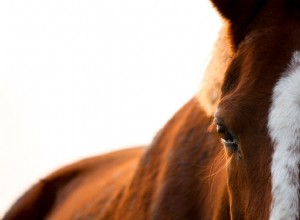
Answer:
xmin=216 ymin=124 xmax=233 ymax=142
xmin=216 ymin=124 xmax=239 ymax=153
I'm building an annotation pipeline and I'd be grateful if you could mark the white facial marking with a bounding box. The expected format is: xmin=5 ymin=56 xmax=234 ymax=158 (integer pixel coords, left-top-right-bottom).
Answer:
xmin=268 ymin=51 xmax=300 ymax=220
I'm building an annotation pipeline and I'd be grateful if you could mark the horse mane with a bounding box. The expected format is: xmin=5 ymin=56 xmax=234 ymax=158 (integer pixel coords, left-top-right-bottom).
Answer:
xmin=197 ymin=26 xmax=231 ymax=116
xmin=99 ymin=26 xmax=232 ymax=219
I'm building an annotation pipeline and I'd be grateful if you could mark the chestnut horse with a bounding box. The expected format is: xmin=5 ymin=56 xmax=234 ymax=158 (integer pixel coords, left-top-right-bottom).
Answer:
xmin=4 ymin=0 xmax=300 ymax=219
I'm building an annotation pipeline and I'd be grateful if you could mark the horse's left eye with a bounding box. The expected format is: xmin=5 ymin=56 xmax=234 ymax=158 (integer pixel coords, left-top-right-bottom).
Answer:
xmin=216 ymin=124 xmax=238 ymax=152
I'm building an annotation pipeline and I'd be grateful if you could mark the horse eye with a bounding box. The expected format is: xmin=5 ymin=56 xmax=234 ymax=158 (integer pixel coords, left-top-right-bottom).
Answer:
xmin=216 ymin=124 xmax=238 ymax=152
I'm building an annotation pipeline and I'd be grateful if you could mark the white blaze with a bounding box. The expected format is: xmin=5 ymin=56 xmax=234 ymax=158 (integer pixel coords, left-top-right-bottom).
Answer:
xmin=269 ymin=51 xmax=300 ymax=220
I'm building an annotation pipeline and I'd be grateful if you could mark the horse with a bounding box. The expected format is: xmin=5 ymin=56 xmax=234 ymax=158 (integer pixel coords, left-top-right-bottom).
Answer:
xmin=4 ymin=0 xmax=300 ymax=219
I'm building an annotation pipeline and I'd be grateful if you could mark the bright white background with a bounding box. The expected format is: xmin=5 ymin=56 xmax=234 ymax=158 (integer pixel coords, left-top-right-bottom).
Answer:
xmin=0 ymin=0 xmax=221 ymax=216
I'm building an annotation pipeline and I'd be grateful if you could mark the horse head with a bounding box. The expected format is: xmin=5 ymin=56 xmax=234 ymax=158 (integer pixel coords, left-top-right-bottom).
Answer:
xmin=211 ymin=0 xmax=300 ymax=219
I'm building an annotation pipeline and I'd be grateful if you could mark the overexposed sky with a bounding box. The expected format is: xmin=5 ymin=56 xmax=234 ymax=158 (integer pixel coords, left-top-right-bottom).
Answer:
xmin=0 ymin=0 xmax=221 ymax=216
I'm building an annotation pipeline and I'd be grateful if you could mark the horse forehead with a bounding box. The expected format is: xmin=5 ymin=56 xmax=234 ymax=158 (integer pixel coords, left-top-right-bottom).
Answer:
xmin=220 ymin=30 xmax=299 ymax=105
xmin=216 ymin=38 xmax=300 ymax=140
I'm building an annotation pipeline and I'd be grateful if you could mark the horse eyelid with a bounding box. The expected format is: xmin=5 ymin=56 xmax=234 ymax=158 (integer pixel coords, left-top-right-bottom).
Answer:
xmin=213 ymin=116 xmax=225 ymax=127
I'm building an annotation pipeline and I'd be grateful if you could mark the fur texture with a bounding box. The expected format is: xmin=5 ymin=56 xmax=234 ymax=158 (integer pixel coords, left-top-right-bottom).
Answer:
xmin=268 ymin=51 xmax=300 ymax=220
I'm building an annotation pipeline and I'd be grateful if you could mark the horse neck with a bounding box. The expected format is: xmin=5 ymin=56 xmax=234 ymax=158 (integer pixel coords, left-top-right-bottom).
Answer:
xmin=197 ymin=26 xmax=231 ymax=117
xmin=102 ymin=27 xmax=231 ymax=220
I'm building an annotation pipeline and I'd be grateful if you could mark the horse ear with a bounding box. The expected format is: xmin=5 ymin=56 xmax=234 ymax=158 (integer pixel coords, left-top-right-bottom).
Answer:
xmin=210 ymin=0 xmax=265 ymax=23
xmin=210 ymin=0 xmax=266 ymax=48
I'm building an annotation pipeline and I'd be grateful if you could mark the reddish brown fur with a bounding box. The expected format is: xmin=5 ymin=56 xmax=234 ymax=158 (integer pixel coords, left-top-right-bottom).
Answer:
xmin=4 ymin=0 xmax=300 ymax=219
